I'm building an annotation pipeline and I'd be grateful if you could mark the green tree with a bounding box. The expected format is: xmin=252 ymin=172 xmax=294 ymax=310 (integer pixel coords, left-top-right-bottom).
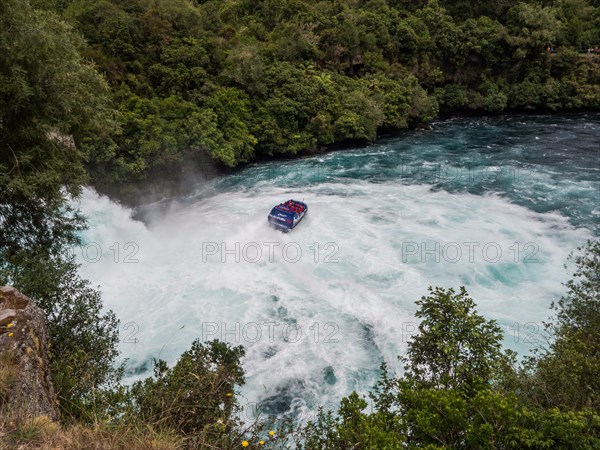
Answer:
xmin=506 ymin=3 xmax=562 ymax=55
xmin=92 ymin=94 xmax=225 ymax=181
xmin=404 ymin=286 xmax=504 ymax=391
xmin=0 ymin=255 xmax=121 ymax=422
xmin=0 ymin=0 xmax=120 ymax=422
xmin=0 ymin=0 xmax=114 ymax=258
xmin=204 ymin=86 xmax=257 ymax=166
xmin=525 ymin=240 xmax=600 ymax=411
xmin=36 ymin=0 xmax=599 ymax=183
xmin=297 ymin=392 xmax=405 ymax=450
xmin=301 ymin=280 xmax=600 ymax=448
xmin=130 ymin=340 xmax=245 ymax=446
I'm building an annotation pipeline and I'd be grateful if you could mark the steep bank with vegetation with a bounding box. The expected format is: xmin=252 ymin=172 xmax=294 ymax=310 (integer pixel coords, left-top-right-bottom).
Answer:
xmin=27 ymin=0 xmax=600 ymax=186
xmin=1 ymin=242 xmax=599 ymax=449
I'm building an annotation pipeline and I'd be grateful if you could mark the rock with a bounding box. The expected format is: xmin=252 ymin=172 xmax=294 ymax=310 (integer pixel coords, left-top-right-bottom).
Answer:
xmin=0 ymin=310 xmax=16 ymax=327
xmin=0 ymin=286 xmax=29 ymax=309
xmin=0 ymin=286 xmax=59 ymax=421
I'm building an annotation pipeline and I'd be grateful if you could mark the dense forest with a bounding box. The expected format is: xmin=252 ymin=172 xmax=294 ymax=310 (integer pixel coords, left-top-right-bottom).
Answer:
xmin=12 ymin=0 xmax=600 ymax=185
xmin=1 ymin=0 xmax=599 ymax=448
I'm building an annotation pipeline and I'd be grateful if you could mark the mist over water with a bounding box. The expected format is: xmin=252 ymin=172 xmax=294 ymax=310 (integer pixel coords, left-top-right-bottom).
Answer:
xmin=76 ymin=114 xmax=599 ymax=423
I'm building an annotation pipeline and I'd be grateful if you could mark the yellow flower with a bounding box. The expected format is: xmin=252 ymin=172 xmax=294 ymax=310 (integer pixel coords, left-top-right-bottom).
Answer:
xmin=259 ymin=441 xmax=265 ymax=445
xmin=8 ymin=332 xmax=13 ymax=337
xmin=241 ymin=441 xmax=249 ymax=447
xmin=226 ymin=392 xmax=233 ymax=397
xmin=7 ymin=323 xmax=13 ymax=328
xmin=269 ymin=430 xmax=275 ymax=436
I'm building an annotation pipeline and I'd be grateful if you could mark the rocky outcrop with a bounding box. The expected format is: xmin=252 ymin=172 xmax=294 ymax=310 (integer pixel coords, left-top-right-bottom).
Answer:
xmin=0 ymin=286 xmax=58 ymax=421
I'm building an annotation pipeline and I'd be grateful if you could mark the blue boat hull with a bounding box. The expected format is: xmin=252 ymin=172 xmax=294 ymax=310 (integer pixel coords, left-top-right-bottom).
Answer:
xmin=268 ymin=200 xmax=308 ymax=232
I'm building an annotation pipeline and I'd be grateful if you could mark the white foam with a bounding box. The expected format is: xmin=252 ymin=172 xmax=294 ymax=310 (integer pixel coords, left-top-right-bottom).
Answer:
xmin=76 ymin=179 xmax=592 ymax=423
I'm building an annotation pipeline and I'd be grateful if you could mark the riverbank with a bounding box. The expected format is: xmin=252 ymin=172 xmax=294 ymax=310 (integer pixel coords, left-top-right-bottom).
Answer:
xmin=92 ymin=111 xmax=600 ymax=210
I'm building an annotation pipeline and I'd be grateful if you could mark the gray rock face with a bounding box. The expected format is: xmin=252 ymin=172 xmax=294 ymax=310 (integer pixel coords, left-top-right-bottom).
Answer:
xmin=0 ymin=286 xmax=59 ymax=421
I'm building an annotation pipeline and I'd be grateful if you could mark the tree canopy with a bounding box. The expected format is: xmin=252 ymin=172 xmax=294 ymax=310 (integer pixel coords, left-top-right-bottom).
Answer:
xmin=299 ymin=254 xmax=600 ymax=449
xmin=1 ymin=0 xmax=119 ymax=421
xmin=23 ymin=0 xmax=598 ymax=184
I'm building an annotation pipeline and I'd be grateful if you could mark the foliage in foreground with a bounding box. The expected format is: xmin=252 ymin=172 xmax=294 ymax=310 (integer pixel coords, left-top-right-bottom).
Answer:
xmin=298 ymin=242 xmax=600 ymax=449
xmin=0 ymin=414 xmax=182 ymax=450
xmin=2 ymin=257 xmax=599 ymax=449
xmin=0 ymin=255 xmax=122 ymax=422
xmin=0 ymin=0 xmax=120 ymax=423
xmin=0 ymin=0 xmax=114 ymax=256
xmin=523 ymin=240 xmax=600 ymax=412
xmin=128 ymin=340 xmax=246 ymax=447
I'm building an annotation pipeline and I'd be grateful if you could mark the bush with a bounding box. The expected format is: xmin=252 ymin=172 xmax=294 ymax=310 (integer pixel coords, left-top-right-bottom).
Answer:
xmin=300 ymin=249 xmax=600 ymax=449
xmin=0 ymin=253 xmax=121 ymax=422
xmin=129 ymin=340 xmax=245 ymax=446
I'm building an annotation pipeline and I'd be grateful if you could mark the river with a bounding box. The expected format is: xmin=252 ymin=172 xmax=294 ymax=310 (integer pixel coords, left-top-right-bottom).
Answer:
xmin=75 ymin=113 xmax=599 ymax=423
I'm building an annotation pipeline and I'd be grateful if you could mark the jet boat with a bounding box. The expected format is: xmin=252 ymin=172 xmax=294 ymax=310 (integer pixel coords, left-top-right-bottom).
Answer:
xmin=268 ymin=199 xmax=308 ymax=232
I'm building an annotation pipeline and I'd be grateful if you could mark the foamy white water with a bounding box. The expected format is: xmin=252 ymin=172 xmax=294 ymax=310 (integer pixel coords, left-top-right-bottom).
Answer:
xmin=75 ymin=115 xmax=599 ymax=422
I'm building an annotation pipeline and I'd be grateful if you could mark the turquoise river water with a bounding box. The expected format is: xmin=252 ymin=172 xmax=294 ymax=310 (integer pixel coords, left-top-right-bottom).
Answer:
xmin=76 ymin=114 xmax=599 ymax=423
